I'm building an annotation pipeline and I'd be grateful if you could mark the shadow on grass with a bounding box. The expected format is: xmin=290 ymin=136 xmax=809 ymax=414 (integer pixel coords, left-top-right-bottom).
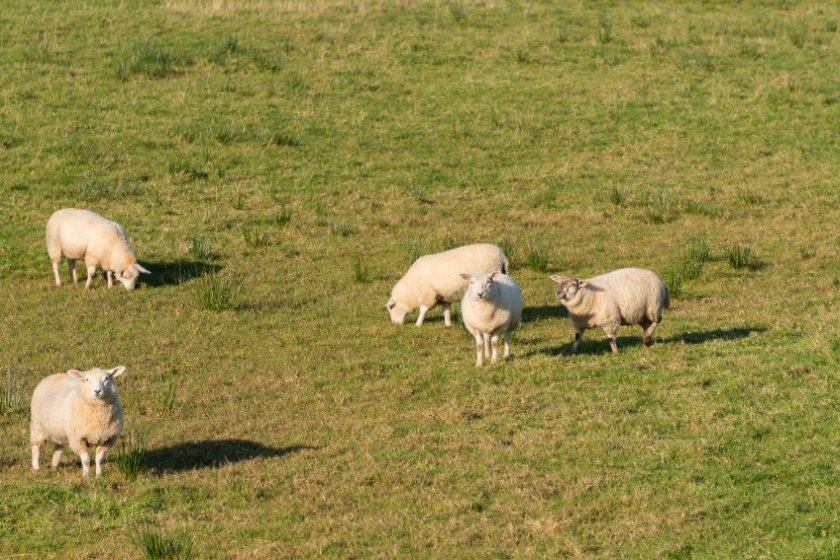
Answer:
xmin=141 ymin=260 xmax=221 ymax=288
xmin=142 ymin=439 xmax=315 ymax=473
xmin=529 ymin=326 xmax=766 ymax=357
xmin=522 ymin=304 xmax=568 ymax=322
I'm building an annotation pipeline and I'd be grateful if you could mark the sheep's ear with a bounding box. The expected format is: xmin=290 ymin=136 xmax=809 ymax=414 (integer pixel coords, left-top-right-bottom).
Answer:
xmin=67 ymin=369 xmax=83 ymax=379
xmin=489 ymin=271 xmax=499 ymax=280
xmin=460 ymin=273 xmax=471 ymax=281
xmin=109 ymin=366 xmax=126 ymax=378
xmin=549 ymin=275 xmax=564 ymax=284
xmin=577 ymin=279 xmax=588 ymax=288
xmin=135 ymin=264 xmax=151 ymax=275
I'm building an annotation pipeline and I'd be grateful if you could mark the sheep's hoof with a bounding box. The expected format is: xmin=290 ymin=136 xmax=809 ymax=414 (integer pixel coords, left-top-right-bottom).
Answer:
xmin=643 ymin=338 xmax=652 ymax=347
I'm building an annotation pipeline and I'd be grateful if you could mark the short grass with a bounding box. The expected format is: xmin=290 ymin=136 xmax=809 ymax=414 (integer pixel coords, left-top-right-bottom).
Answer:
xmin=1 ymin=1 xmax=840 ymax=558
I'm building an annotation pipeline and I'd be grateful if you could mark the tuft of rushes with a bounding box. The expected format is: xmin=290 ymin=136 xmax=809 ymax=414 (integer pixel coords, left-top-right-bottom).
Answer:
xmin=133 ymin=526 xmax=192 ymax=560
xmin=116 ymin=431 xmax=145 ymax=481
xmin=352 ymin=258 xmax=369 ymax=283
xmin=194 ymin=271 xmax=243 ymax=312
xmin=524 ymin=241 xmax=549 ymax=272
xmin=0 ymin=367 xmax=26 ymax=415
xmin=725 ymin=243 xmax=753 ymax=270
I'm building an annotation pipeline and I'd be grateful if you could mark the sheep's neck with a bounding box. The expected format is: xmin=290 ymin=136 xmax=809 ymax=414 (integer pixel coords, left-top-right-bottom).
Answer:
xmin=564 ymin=288 xmax=596 ymax=314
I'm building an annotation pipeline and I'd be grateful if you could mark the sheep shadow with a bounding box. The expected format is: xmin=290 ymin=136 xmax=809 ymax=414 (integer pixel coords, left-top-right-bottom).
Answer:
xmin=522 ymin=304 xmax=568 ymax=323
xmin=140 ymin=260 xmax=221 ymax=288
xmin=531 ymin=326 xmax=766 ymax=357
xmin=141 ymin=439 xmax=314 ymax=473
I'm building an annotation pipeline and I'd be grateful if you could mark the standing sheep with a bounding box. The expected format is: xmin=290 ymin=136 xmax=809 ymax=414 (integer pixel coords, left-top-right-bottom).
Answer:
xmin=30 ymin=367 xmax=126 ymax=477
xmin=550 ymin=268 xmax=669 ymax=354
xmin=460 ymin=271 xmax=523 ymax=366
xmin=46 ymin=208 xmax=150 ymax=290
xmin=386 ymin=243 xmax=509 ymax=326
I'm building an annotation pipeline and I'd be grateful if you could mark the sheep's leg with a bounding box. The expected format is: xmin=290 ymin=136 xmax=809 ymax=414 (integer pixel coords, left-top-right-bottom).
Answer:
xmin=504 ymin=332 xmax=512 ymax=359
xmin=106 ymin=270 xmax=113 ymax=289
xmin=94 ymin=446 xmax=109 ymax=477
xmin=415 ymin=305 xmax=429 ymax=326
xmin=31 ymin=443 xmax=41 ymax=471
xmin=570 ymin=330 xmax=582 ymax=354
xmin=77 ymin=442 xmax=91 ymax=476
xmin=490 ymin=335 xmax=500 ymax=363
xmin=68 ymin=259 xmax=78 ymax=284
xmin=52 ymin=260 xmax=62 ymax=287
xmin=642 ymin=320 xmax=660 ymax=347
xmin=442 ymin=303 xmax=452 ymax=327
xmin=603 ymin=326 xmax=619 ymax=353
xmin=482 ymin=333 xmax=491 ymax=359
xmin=474 ymin=333 xmax=484 ymax=367
xmin=51 ymin=443 xmax=64 ymax=469
xmin=84 ymin=265 xmax=96 ymax=290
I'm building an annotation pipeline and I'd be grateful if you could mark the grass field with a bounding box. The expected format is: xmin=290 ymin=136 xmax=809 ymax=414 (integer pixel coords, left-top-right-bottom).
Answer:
xmin=1 ymin=0 xmax=839 ymax=558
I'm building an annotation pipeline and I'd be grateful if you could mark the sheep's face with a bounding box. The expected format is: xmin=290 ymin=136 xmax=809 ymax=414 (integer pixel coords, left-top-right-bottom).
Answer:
xmin=550 ymin=276 xmax=581 ymax=301
xmin=68 ymin=367 xmax=126 ymax=402
xmin=386 ymin=298 xmax=409 ymax=324
xmin=462 ymin=272 xmax=499 ymax=300
xmin=116 ymin=263 xmax=151 ymax=290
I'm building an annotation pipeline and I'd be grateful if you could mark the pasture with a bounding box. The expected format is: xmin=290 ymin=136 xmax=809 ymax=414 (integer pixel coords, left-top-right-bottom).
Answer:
xmin=1 ymin=0 xmax=839 ymax=557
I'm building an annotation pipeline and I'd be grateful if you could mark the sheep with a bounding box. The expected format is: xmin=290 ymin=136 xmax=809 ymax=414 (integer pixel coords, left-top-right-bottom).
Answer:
xmin=30 ymin=366 xmax=126 ymax=477
xmin=386 ymin=243 xmax=509 ymax=327
xmin=46 ymin=208 xmax=150 ymax=290
xmin=460 ymin=271 xmax=523 ymax=366
xmin=550 ymin=268 xmax=670 ymax=354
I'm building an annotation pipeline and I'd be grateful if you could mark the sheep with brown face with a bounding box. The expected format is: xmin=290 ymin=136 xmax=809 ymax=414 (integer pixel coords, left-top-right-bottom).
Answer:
xmin=550 ymin=268 xmax=669 ymax=354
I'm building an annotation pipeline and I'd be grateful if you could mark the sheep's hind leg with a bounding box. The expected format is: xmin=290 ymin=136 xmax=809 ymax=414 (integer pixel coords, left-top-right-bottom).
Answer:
xmin=84 ymin=264 xmax=96 ymax=290
xmin=490 ymin=335 xmax=500 ymax=363
xmin=68 ymin=259 xmax=78 ymax=284
xmin=107 ymin=270 xmax=113 ymax=289
xmin=52 ymin=260 xmax=63 ymax=287
xmin=474 ymin=333 xmax=484 ymax=366
xmin=50 ymin=443 xmax=64 ymax=469
xmin=31 ymin=443 xmax=41 ymax=471
xmin=504 ymin=332 xmax=512 ymax=359
xmin=442 ymin=303 xmax=452 ymax=327
xmin=642 ymin=320 xmax=660 ymax=347
xmin=415 ymin=305 xmax=429 ymax=326
xmin=77 ymin=442 xmax=91 ymax=476
xmin=603 ymin=326 xmax=619 ymax=353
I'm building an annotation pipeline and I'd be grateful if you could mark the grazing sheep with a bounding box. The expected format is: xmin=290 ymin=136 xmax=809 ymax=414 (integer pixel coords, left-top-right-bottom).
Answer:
xmin=550 ymin=268 xmax=669 ymax=354
xmin=30 ymin=367 xmax=126 ymax=477
xmin=386 ymin=243 xmax=509 ymax=326
xmin=46 ymin=208 xmax=150 ymax=290
xmin=460 ymin=271 xmax=523 ymax=366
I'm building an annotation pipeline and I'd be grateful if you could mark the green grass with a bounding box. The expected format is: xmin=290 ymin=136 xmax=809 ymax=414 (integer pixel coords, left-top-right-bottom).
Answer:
xmin=2 ymin=0 xmax=840 ymax=558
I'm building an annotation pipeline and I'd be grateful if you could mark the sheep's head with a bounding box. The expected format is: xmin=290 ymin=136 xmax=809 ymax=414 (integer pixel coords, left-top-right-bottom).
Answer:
xmin=68 ymin=367 xmax=126 ymax=402
xmin=116 ymin=263 xmax=151 ymax=290
xmin=385 ymin=297 xmax=410 ymax=324
xmin=550 ymin=275 xmax=586 ymax=301
xmin=461 ymin=271 xmax=500 ymax=300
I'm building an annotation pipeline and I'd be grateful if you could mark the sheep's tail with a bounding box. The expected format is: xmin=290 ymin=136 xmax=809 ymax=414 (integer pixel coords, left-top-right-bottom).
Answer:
xmin=501 ymin=255 xmax=510 ymax=275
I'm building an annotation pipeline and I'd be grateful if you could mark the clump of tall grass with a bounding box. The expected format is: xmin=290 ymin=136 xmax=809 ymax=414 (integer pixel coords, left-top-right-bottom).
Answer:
xmin=157 ymin=379 xmax=177 ymax=412
xmin=608 ymin=186 xmax=627 ymax=207
xmin=0 ymin=367 xmax=26 ymax=415
xmin=133 ymin=526 xmax=192 ymax=560
xmin=209 ymin=35 xmax=240 ymax=66
xmin=406 ymin=237 xmax=424 ymax=266
xmin=189 ymin=235 xmax=214 ymax=261
xmin=117 ymin=41 xmax=179 ymax=81
xmin=329 ymin=221 xmax=354 ymax=237
xmin=194 ymin=271 xmax=243 ymax=311
xmin=242 ymin=226 xmax=271 ymax=248
xmin=642 ymin=192 xmax=680 ymax=224
xmin=663 ymin=269 xmax=683 ymax=299
xmin=352 ymin=258 xmax=370 ymax=283
xmin=274 ymin=206 xmax=292 ymax=227
xmin=116 ymin=431 xmax=145 ymax=481
xmin=524 ymin=241 xmax=549 ymax=272
xmin=725 ymin=243 xmax=753 ymax=270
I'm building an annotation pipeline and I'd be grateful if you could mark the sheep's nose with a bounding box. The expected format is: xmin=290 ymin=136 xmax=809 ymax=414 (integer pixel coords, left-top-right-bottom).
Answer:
xmin=94 ymin=388 xmax=102 ymax=395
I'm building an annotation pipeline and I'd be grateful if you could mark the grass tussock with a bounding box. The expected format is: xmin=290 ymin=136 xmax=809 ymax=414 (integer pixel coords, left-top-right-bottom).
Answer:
xmin=0 ymin=367 xmax=26 ymax=415
xmin=133 ymin=526 xmax=192 ymax=560
xmin=725 ymin=242 xmax=754 ymax=270
xmin=116 ymin=431 xmax=145 ymax=481
xmin=117 ymin=41 xmax=183 ymax=80
xmin=193 ymin=271 xmax=243 ymax=312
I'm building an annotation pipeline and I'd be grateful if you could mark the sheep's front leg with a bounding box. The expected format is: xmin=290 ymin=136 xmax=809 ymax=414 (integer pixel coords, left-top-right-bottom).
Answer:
xmin=415 ymin=305 xmax=429 ymax=326
xmin=570 ymin=330 xmax=583 ymax=354
xmin=490 ymin=335 xmax=500 ymax=363
xmin=504 ymin=332 xmax=512 ymax=359
xmin=77 ymin=442 xmax=91 ymax=476
xmin=482 ymin=333 xmax=491 ymax=359
xmin=106 ymin=270 xmax=113 ymax=289
xmin=84 ymin=265 xmax=96 ymax=289
xmin=52 ymin=260 xmax=63 ymax=287
xmin=603 ymin=326 xmax=619 ymax=353
xmin=31 ymin=443 xmax=41 ymax=471
xmin=474 ymin=333 xmax=484 ymax=367
xmin=642 ymin=321 xmax=660 ymax=347
xmin=68 ymin=259 xmax=78 ymax=284
xmin=442 ymin=303 xmax=452 ymax=327
xmin=94 ymin=446 xmax=109 ymax=477
xmin=51 ymin=443 xmax=64 ymax=469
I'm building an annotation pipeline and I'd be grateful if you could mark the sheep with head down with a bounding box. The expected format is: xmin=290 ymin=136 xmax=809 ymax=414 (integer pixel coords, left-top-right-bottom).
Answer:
xmin=550 ymin=267 xmax=669 ymax=354
xmin=386 ymin=243 xmax=509 ymax=327
xmin=46 ymin=208 xmax=150 ymax=290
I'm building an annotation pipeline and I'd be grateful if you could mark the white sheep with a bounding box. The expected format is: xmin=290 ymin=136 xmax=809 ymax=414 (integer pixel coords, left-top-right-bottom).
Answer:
xmin=460 ymin=271 xmax=523 ymax=366
xmin=46 ymin=208 xmax=150 ymax=290
xmin=30 ymin=366 xmax=126 ymax=477
xmin=386 ymin=243 xmax=509 ymax=326
xmin=550 ymin=268 xmax=670 ymax=354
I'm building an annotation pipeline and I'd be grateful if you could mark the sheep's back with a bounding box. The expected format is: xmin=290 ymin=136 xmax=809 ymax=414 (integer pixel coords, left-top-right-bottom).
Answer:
xmin=587 ymin=268 xmax=666 ymax=323
xmin=47 ymin=209 xmax=126 ymax=258
xmin=409 ymin=244 xmax=507 ymax=300
xmin=31 ymin=374 xmax=79 ymax=436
